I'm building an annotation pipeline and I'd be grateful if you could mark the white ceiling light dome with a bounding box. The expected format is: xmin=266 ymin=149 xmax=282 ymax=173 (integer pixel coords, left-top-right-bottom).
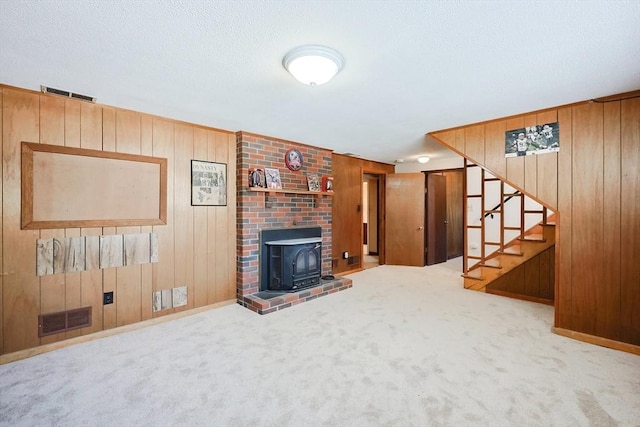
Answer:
xmin=283 ymin=45 xmax=344 ymax=86
xmin=417 ymin=156 xmax=430 ymax=164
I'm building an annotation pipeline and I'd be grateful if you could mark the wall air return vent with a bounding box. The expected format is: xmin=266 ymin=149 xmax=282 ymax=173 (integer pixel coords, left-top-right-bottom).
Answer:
xmin=38 ymin=307 xmax=92 ymax=337
xmin=41 ymin=85 xmax=96 ymax=103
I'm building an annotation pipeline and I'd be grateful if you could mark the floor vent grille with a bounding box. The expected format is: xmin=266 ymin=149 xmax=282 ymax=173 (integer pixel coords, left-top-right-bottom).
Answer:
xmin=38 ymin=307 xmax=92 ymax=337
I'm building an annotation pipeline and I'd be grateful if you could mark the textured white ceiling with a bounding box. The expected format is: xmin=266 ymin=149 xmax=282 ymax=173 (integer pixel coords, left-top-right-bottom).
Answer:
xmin=1 ymin=0 xmax=639 ymax=164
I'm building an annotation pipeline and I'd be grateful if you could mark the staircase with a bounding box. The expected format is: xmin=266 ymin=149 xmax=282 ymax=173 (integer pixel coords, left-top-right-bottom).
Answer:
xmin=461 ymin=160 xmax=556 ymax=304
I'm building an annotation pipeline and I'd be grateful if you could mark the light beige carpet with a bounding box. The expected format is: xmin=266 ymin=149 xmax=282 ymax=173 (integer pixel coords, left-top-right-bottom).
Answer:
xmin=1 ymin=262 xmax=639 ymax=426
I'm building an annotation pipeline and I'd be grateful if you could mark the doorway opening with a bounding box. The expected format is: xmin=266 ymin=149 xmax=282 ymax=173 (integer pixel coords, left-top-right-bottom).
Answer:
xmin=426 ymin=169 xmax=464 ymax=265
xmin=363 ymin=173 xmax=381 ymax=269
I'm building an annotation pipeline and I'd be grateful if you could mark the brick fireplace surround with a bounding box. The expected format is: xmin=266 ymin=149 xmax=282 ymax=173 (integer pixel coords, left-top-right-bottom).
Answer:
xmin=236 ymin=131 xmax=352 ymax=314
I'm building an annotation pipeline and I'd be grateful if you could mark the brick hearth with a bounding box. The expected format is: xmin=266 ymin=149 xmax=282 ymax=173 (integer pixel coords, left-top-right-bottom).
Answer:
xmin=240 ymin=277 xmax=352 ymax=315
xmin=236 ymin=131 xmax=352 ymax=314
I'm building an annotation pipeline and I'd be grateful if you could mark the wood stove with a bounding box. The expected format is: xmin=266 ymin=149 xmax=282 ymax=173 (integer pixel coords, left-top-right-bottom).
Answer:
xmin=260 ymin=227 xmax=322 ymax=292
xmin=265 ymin=238 xmax=321 ymax=291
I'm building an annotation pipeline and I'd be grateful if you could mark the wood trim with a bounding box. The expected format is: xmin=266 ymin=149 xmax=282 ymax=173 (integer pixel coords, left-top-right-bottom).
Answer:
xmin=21 ymin=141 xmax=168 ymax=229
xmin=552 ymin=327 xmax=640 ymax=356
xmin=363 ymin=167 xmax=389 ymax=265
xmin=427 ymin=89 xmax=640 ymax=135
xmin=485 ymin=289 xmax=553 ymax=306
xmin=590 ymin=90 xmax=640 ymax=103
xmin=0 ymin=88 xmax=3 ymax=354
xmin=20 ymin=142 xmax=34 ymax=227
xmin=0 ymin=299 xmax=236 ymax=365
xmin=340 ymin=267 xmax=364 ymax=276
xmin=333 ymin=152 xmax=395 ymax=168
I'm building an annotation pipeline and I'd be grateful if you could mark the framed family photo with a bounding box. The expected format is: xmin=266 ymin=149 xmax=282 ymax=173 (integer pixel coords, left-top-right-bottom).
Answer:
xmin=191 ymin=160 xmax=227 ymax=206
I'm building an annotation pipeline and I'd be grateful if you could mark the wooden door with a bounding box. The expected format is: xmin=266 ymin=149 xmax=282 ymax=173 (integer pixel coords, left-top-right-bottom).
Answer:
xmin=427 ymin=174 xmax=448 ymax=265
xmin=385 ymin=173 xmax=425 ymax=266
xmin=445 ymin=170 xmax=464 ymax=258
xmin=367 ymin=177 xmax=379 ymax=254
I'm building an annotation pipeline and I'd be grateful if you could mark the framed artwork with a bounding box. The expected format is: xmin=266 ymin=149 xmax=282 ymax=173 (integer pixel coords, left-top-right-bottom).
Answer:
xmin=307 ymin=174 xmax=321 ymax=192
xmin=285 ymin=149 xmax=303 ymax=171
xmin=505 ymin=122 xmax=559 ymax=157
xmin=264 ymin=167 xmax=282 ymax=189
xmin=191 ymin=160 xmax=227 ymax=206
xmin=248 ymin=168 xmax=266 ymax=188
xmin=322 ymin=176 xmax=333 ymax=192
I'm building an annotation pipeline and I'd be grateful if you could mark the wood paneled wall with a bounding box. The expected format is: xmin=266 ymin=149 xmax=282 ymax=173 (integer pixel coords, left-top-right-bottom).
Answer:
xmin=332 ymin=154 xmax=394 ymax=274
xmin=1 ymin=86 xmax=237 ymax=355
xmin=486 ymin=246 xmax=555 ymax=304
xmin=430 ymin=91 xmax=640 ymax=347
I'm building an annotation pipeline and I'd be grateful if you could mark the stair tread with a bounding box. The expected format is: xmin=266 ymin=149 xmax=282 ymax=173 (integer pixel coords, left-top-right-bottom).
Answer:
xmin=480 ymin=258 xmax=502 ymax=269
xmin=500 ymin=246 xmax=524 ymax=256
xmin=462 ymin=269 xmax=484 ymax=281
xmin=519 ymin=233 xmax=546 ymax=242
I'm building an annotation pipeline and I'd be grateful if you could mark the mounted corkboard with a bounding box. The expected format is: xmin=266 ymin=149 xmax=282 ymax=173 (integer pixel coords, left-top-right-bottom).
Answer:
xmin=22 ymin=142 xmax=167 ymax=229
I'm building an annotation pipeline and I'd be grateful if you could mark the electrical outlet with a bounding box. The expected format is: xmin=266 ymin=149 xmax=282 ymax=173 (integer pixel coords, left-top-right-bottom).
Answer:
xmin=103 ymin=291 xmax=114 ymax=305
xmin=342 ymin=251 xmax=349 ymax=259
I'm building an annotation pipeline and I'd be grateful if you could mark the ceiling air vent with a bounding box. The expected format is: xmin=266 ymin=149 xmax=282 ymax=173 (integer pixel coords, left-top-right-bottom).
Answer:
xmin=41 ymin=85 xmax=96 ymax=103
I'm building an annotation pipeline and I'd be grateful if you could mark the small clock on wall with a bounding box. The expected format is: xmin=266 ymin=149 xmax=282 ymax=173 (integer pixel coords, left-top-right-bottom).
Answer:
xmin=285 ymin=149 xmax=303 ymax=171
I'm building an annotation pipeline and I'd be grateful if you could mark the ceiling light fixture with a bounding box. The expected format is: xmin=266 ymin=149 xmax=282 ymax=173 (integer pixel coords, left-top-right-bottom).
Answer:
xmin=417 ymin=156 xmax=430 ymax=164
xmin=283 ymin=45 xmax=344 ymax=86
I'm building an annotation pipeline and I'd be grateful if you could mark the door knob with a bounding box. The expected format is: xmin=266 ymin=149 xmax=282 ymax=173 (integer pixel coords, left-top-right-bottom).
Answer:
xmin=418 ymin=226 xmax=424 ymax=230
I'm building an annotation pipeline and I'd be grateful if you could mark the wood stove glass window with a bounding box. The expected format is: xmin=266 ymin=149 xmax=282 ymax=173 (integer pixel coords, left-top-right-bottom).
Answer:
xmin=266 ymin=239 xmax=321 ymax=292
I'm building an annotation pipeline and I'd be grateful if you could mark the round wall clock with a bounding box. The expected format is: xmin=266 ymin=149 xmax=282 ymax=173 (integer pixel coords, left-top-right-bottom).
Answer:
xmin=285 ymin=149 xmax=303 ymax=171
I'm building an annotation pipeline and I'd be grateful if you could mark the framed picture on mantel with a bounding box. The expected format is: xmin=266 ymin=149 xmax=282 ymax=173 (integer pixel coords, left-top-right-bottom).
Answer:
xmin=265 ymin=168 xmax=282 ymax=189
xmin=307 ymin=174 xmax=321 ymax=192
xmin=322 ymin=176 xmax=333 ymax=192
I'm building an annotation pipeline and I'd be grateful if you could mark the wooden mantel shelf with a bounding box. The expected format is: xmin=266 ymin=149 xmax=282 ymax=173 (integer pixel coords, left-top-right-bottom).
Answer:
xmin=247 ymin=187 xmax=334 ymax=196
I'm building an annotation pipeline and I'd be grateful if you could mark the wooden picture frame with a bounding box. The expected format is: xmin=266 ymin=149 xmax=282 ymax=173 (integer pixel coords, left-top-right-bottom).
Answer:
xmin=21 ymin=142 xmax=167 ymax=229
xmin=191 ymin=160 xmax=227 ymax=206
